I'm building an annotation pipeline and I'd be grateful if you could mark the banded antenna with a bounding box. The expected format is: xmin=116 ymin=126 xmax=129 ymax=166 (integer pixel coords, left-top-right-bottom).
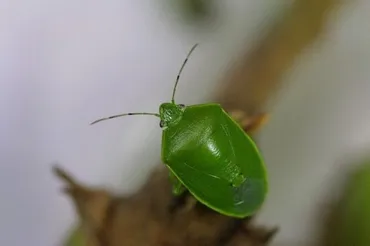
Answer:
xmin=90 ymin=112 xmax=160 ymax=125
xmin=171 ymin=43 xmax=199 ymax=103
xmin=90 ymin=43 xmax=199 ymax=125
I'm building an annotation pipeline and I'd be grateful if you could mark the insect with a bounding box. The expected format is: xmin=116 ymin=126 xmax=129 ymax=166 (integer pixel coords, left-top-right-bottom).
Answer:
xmin=90 ymin=44 xmax=268 ymax=218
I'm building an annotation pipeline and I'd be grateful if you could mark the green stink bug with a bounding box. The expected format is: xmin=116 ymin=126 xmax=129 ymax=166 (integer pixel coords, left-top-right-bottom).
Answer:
xmin=91 ymin=44 xmax=268 ymax=218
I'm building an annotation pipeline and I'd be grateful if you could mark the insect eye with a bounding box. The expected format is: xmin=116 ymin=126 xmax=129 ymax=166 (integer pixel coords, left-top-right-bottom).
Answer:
xmin=159 ymin=120 xmax=165 ymax=128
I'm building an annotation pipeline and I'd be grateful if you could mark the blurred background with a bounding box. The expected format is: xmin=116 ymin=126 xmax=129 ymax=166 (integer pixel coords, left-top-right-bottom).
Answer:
xmin=1 ymin=0 xmax=370 ymax=245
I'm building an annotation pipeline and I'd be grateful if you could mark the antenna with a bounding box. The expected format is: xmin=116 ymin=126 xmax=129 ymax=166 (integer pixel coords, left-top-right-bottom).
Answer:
xmin=171 ymin=43 xmax=199 ymax=103
xmin=90 ymin=112 xmax=160 ymax=125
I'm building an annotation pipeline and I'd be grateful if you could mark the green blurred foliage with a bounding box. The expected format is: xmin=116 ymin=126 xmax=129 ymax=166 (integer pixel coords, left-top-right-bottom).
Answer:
xmin=64 ymin=225 xmax=86 ymax=246
xmin=168 ymin=0 xmax=216 ymax=22
xmin=324 ymin=161 xmax=370 ymax=246
xmin=181 ymin=0 xmax=212 ymax=18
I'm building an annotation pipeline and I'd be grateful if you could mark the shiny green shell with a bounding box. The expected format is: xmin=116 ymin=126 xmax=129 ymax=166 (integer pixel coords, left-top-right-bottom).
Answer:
xmin=160 ymin=102 xmax=267 ymax=218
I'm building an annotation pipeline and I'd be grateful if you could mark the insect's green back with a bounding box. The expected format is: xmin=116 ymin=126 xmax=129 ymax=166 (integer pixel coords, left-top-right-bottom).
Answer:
xmin=161 ymin=103 xmax=267 ymax=217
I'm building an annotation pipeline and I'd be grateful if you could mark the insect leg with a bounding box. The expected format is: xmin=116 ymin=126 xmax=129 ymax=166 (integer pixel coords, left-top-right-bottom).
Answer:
xmin=168 ymin=170 xmax=186 ymax=196
xmin=167 ymin=170 xmax=194 ymax=214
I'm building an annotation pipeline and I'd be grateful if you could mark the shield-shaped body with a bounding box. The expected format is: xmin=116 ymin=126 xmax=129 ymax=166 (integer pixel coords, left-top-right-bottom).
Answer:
xmin=161 ymin=103 xmax=267 ymax=218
